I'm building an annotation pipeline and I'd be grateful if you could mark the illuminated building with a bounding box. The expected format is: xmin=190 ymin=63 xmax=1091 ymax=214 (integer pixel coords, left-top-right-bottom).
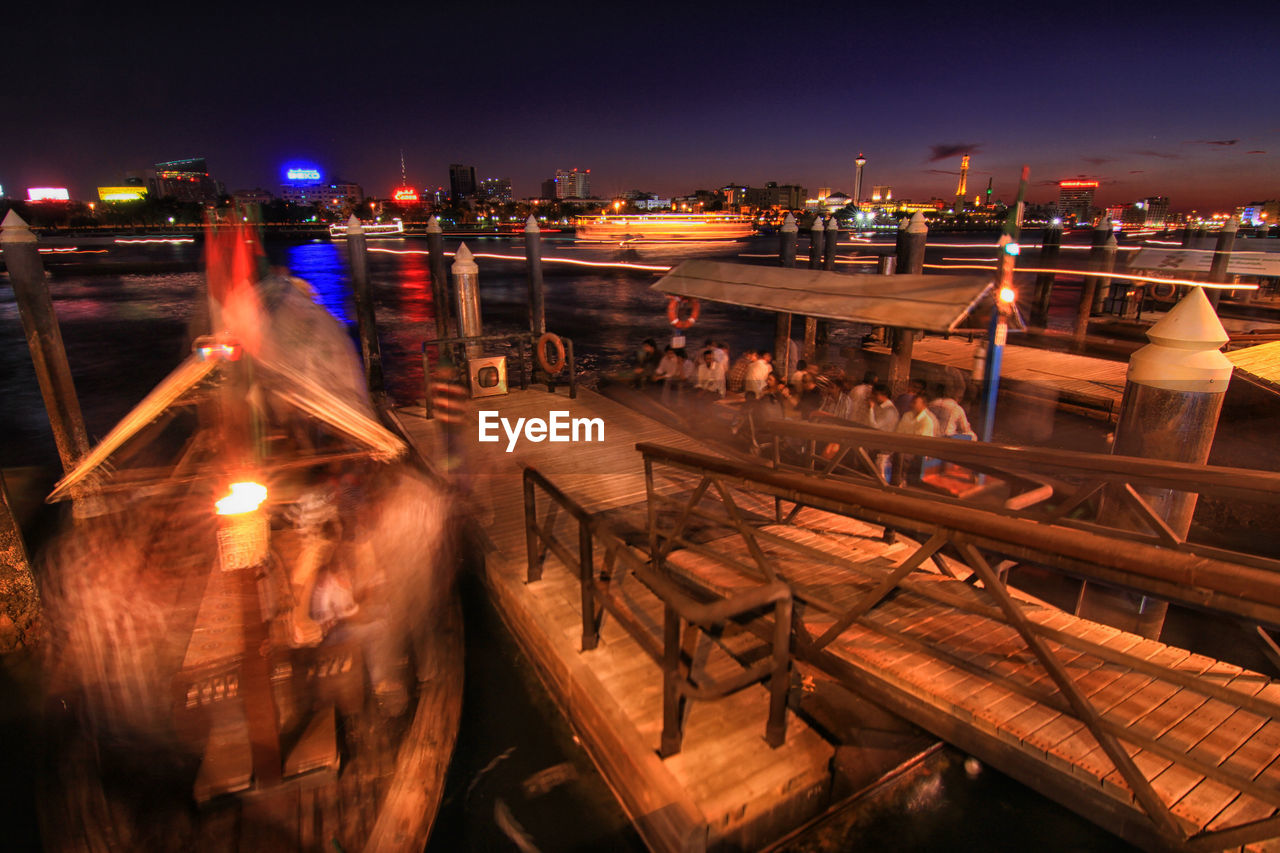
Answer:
xmin=853 ymin=153 xmax=866 ymax=207
xmin=98 ymin=185 xmax=148 ymax=202
xmin=1056 ymin=179 xmax=1099 ymax=225
xmin=955 ymin=155 xmax=970 ymax=207
xmin=27 ymin=187 xmax=70 ymax=202
xmin=1236 ymin=200 xmax=1278 ymax=227
xmin=152 ymin=157 xmax=223 ymax=203
xmin=393 ymin=187 xmax=421 ymax=204
xmin=555 ymin=168 xmax=590 ymax=199
xmin=449 ymin=164 xmax=476 ymax=200
xmin=870 ymin=185 xmax=892 ymax=204
xmin=744 ymin=182 xmax=806 ymax=211
xmin=478 ymin=177 xmax=513 ymax=202
xmin=280 ymin=166 xmax=363 ymax=207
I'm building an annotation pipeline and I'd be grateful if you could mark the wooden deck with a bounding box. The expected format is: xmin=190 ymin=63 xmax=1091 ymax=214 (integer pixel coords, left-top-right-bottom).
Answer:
xmin=391 ymin=387 xmax=836 ymax=852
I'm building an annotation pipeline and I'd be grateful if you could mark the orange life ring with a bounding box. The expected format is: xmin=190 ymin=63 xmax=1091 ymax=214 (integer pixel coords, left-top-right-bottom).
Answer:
xmin=536 ymin=332 xmax=566 ymax=375
xmin=1150 ymin=281 xmax=1177 ymax=301
xmin=666 ymin=296 xmax=700 ymax=329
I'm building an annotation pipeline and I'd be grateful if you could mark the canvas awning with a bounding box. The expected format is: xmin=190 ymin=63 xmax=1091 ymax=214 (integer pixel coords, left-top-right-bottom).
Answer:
xmin=651 ymin=260 xmax=1006 ymax=333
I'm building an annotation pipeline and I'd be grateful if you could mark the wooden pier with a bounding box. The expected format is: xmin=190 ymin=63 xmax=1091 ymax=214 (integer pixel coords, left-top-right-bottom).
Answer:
xmin=395 ymin=383 xmax=1280 ymax=851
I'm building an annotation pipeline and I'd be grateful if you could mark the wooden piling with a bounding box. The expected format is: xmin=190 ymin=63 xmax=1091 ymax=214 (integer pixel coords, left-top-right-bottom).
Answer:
xmin=1091 ymin=232 xmax=1118 ymax=315
xmin=0 ymin=210 xmax=91 ymax=474
xmin=775 ymin=213 xmax=797 ymax=372
xmin=426 ymin=216 xmax=451 ymax=339
xmin=1030 ymin=219 xmax=1062 ymax=329
xmin=344 ymin=215 xmax=386 ymax=401
xmin=1073 ymin=219 xmax=1112 ymax=347
xmin=807 ymin=216 xmax=824 ymax=270
xmin=1207 ymin=216 xmax=1238 ymax=309
xmin=822 ymin=216 xmax=837 ymax=271
xmin=888 ymin=212 xmax=927 ymax=398
xmin=524 ymin=215 xmax=546 ymax=336
xmin=452 ymin=243 xmax=483 ymax=362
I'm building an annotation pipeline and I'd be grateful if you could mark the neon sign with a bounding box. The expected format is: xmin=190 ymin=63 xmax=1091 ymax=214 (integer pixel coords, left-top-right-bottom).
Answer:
xmin=98 ymin=186 xmax=147 ymax=202
xmin=393 ymin=187 xmax=420 ymax=203
xmin=28 ymin=187 xmax=70 ymax=201
xmin=1059 ymin=179 xmax=1100 ymax=189
xmin=286 ymin=168 xmax=321 ymax=181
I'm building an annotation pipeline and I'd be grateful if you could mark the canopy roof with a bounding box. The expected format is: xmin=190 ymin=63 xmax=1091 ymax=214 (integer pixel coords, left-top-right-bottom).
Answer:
xmin=651 ymin=259 xmax=1005 ymax=333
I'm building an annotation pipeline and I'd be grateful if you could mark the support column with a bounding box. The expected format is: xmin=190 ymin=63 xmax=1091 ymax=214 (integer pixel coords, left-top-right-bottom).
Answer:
xmin=524 ymin=214 xmax=546 ymax=336
xmin=888 ymin=212 xmax=927 ymax=398
xmin=426 ymin=215 xmax=450 ymax=339
xmin=775 ymin=213 xmax=797 ymax=372
xmin=1030 ymin=219 xmax=1062 ymax=329
xmin=1207 ymin=216 xmax=1238 ymax=309
xmin=1076 ymin=287 xmax=1233 ymax=639
xmin=822 ymin=215 xmax=838 ymax=271
xmin=1091 ymin=232 xmax=1118 ymax=315
xmin=1073 ymin=218 xmax=1112 ymax=347
xmin=452 ymin=243 xmax=483 ymax=362
xmin=804 ymin=216 xmax=823 ymax=361
xmin=1 ymin=210 xmax=91 ymax=475
xmin=345 ymin=215 xmax=386 ymax=402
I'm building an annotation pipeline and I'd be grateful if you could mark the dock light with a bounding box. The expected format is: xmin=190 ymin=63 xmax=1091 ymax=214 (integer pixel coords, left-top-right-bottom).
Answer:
xmin=215 ymin=481 xmax=269 ymax=571
xmin=998 ymin=286 xmax=1017 ymax=305
xmin=194 ymin=336 xmax=242 ymax=361
xmin=1051 ymin=217 xmax=1062 ymax=226
xmin=168 ymin=216 xmax=175 ymax=223
xmin=1002 ymin=241 xmax=1021 ymax=256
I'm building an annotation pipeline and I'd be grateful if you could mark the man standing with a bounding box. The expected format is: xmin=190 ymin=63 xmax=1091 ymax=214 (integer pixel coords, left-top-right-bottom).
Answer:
xmin=745 ymin=350 xmax=773 ymax=395
xmin=897 ymin=393 xmax=940 ymax=437
xmin=868 ymin=383 xmax=900 ymax=432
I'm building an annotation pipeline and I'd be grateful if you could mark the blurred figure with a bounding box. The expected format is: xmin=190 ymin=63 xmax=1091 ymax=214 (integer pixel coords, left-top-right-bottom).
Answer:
xmin=868 ymin=383 xmax=900 ymax=432
xmin=727 ymin=349 xmax=756 ymax=393
xmin=897 ymin=393 xmax=940 ymax=437
xmin=695 ymin=349 xmax=726 ymax=398
xmin=929 ymin=383 xmax=977 ymax=440
xmin=744 ymin=351 xmax=773 ymax=395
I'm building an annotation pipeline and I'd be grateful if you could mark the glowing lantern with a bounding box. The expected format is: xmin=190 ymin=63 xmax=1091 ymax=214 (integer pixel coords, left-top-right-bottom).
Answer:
xmin=215 ymin=482 xmax=269 ymax=570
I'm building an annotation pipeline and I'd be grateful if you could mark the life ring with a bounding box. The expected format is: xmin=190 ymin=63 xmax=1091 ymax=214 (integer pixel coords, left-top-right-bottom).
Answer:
xmin=536 ymin=332 xmax=566 ymax=375
xmin=666 ymin=296 xmax=700 ymax=329
xmin=1150 ymin=281 xmax=1177 ymax=301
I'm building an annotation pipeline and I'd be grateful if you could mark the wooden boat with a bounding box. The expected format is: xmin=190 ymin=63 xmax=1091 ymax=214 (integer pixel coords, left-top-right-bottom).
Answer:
xmin=36 ymin=237 xmax=463 ymax=852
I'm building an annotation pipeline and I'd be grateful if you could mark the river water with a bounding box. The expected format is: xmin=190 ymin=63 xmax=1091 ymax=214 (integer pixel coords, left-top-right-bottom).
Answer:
xmin=0 ymin=231 xmax=1138 ymax=851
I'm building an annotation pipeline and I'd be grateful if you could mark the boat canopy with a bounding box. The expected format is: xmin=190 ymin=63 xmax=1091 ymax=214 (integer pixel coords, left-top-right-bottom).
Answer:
xmin=651 ymin=259 xmax=1013 ymax=333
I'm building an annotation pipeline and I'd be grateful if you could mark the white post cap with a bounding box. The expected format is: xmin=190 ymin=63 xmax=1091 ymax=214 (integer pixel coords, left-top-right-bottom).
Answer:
xmin=524 ymin=214 xmax=539 ymax=234
xmin=345 ymin=214 xmax=363 ymax=236
xmin=781 ymin=212 xmax=798 ymax=233
xmin=1127 ymin=286 xmax=1233 ymax=391
xmin=907 ymin=211 xmax=927 ymax=234
xmin=825 ymin=216 xmax=838 ymax=230
xmin=426 ymin=215 xmax=442 ymax=234
xmin=810 ymin=216 xmax=823 ymax=231
xmin=452 ymin=242 xmax=478 ymax=275
xmin=0 ymin=209 xmax=37 ymax=244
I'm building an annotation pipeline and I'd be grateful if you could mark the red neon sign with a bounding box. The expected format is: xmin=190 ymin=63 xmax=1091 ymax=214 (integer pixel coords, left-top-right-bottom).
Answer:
xmin=1059 ymin=179 xmax=1100 ymax=189
xmin=393 ymin=187 xmax=420 ymax=203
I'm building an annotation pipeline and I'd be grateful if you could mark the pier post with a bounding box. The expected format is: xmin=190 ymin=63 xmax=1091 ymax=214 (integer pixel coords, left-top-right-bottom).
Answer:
xmin=345 ymin=215 xmax=386 ymax=402
xmin=1 ymin=210 xmax=91 ymax=475
xmin=822 ymin=215 xmax=838 ymax=271
xmin=804 ymin=217 xmax=823 ymax=360
xmin=1091 ymin=232 xmax=1118 ymax=315
xmin=1073 ymin=219 xmax=1112 ymax=347
xmin=1207 ymin=216 xmax=1238 ymax=309
xmin=1030 ymin=219 xmax=1062 ymax=329
xmin=524 ymin=214 xmax=546 ymax=336
xmin=426 ymin=215 xmax=451 ymax=339
xmin=1181 ymin=221 xmax=1197 ymax=248
xmin=1076 ymin=287 xmax=1232 ymax=639
xmin=888 ymin=212 xmax=927 ymax=398
xmin=775 ymin=213 xmax=798 ymax=372
xmin=452 ymin=243 xmax=483 ymax=362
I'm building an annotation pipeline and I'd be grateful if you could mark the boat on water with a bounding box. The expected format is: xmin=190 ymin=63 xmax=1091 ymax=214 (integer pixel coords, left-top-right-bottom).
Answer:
xmin=574 ymin=213 xmax=756 ymax=243
xmin=329 ymin=218 xmax=406 ymax=239
xmin=37 ymin=222 xmax=462 ymax=852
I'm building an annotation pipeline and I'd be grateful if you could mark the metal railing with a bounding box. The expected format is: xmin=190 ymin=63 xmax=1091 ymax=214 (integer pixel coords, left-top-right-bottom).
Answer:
xmin=636 ymin=440 xmax=1280 ymax=849
xmin=521 ymin=463 xmax=791 ymax=756
xmin=421 ymin=332 xmax=576 ymax=419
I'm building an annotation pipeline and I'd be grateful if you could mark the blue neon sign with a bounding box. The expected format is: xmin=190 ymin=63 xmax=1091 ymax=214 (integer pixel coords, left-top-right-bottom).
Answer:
xmin=285 ymin=167 xmax=322 ymax=182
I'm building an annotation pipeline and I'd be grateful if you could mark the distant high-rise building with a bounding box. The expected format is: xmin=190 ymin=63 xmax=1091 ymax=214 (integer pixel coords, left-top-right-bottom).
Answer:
xmin=1056 ymin=179 xmax=1099 ymax=224
xmin=539 ymin=178 xmax=557 ymax=199
xmin=853 ymin=153 xmax=866 ymax=207
xmin=743 ymin=182 xmax=806 ymax=211
xmin=478 ymin=177 xmax=513 ymax=202
xmin=449 ymin=164 xmax=476 ymax=200
xmin=555 ymin=168 xmax=590 ymax=199
xmin=152 ymin=157 xmax=223 ymax=203
xmin=955 ymin=155 xmax=970 ymax=206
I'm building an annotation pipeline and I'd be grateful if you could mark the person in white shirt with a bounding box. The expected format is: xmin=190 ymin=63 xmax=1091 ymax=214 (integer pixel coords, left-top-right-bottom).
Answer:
xmin=867 ymin=383 xmax=900 ymax=432
xmin=695 ymin=349 xmax=726 ymax=397
xmin=897 ymin=393 xmax=940 ymax=437
xmin=744 ymin=350 xmax=773 ymax=395
xmin=653 ymin=345 xmax=681 ymax=385
xmin=789 ymin=359 xmax=809 ymax=394
xmin=928 ymin=383 xmax=977 ymax=439
xmin=848 ymin=371 xmax=876 ymax=426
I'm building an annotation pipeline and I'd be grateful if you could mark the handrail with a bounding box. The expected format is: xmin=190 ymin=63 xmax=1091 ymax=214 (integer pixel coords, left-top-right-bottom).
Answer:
xmin=636 ymin=441 xmax=1280 ymax=627
xmin=521 ymin=462 xmax=792 ymax=755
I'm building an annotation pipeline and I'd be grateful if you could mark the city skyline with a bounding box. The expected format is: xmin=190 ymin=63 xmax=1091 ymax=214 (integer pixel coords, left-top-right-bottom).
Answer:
xmin=3 ymin=2 xmax=1276 ymax=211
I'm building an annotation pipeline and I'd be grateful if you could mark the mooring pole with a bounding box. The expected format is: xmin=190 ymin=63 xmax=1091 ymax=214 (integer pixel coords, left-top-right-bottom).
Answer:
xmin=426 ymin=215 xmax=451 ymax=339
xmin=1030 ymin=218 xmax=1062 ymax=329
xmin=803 ymin=216 xmax=823 ymax=361
xmin=1206 ymin=216 xmax=1238 ymax=309
xmin=775 ymin=213 xmax=797 ymax=373
xmin=1076 ymin=286 xmax=1232 ymax=639
xmin=888 ymin=211 xmax=927 ymax=399
xmin=822 ymin=215 xmax=838 ymax=271
xmin=1073 ymin=218 xmax=1112 ymax=347
xmin=452 ymin=243 xmax=483 ymax=362
xmin=345 ymin=215 xmax=386 ymax=402
xmin=1091 ymin=232 xmax=1118 ymax=316
xmin=3 ymin=204 xmax=93 ymax=479
xmin=524 ymin=214 xmax=546 ymax=336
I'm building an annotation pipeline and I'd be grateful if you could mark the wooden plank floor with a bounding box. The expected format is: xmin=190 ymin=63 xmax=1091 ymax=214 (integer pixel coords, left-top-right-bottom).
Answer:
xmin=647 ymin=490 xmax=1280 ymax=851
xmin=391 ymin=387 xmax=834 ymax=853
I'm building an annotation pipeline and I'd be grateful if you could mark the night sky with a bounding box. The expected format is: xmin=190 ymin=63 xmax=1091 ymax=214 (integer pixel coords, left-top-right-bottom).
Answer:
xmin=4 ymin=1 xmax=1276 ymax=211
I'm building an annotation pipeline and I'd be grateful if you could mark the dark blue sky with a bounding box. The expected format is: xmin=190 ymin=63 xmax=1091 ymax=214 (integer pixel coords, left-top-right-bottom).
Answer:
xmin=3 ymin=1 xmax=1275 ymax=210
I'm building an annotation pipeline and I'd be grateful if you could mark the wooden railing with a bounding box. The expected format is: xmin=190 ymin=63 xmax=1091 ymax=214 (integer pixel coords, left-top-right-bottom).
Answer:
xmin=520 ymin=463 xmax=792 ymax=756
xmin=636 ymin=440 xmax=1280 ymax=848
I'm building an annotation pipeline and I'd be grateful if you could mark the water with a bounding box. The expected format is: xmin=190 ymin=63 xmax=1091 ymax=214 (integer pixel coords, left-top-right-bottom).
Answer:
xmin=0 ymin=231 xmax=1139 ymax=850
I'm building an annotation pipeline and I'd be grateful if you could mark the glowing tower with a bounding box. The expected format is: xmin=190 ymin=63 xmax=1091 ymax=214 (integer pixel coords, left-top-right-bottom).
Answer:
xmin=853 ymin=153 xmax=867 ymax=208
xmin=955 ymin=154 xmax=970 ymax=207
